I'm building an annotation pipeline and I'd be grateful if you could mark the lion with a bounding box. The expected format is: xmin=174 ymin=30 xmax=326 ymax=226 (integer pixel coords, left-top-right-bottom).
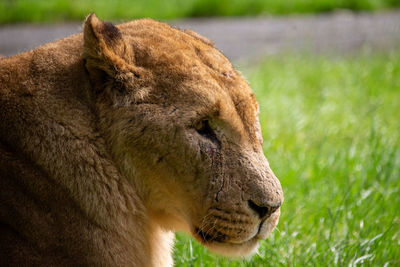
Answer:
xmin=0 ymin=14 xmax=283 ymax=266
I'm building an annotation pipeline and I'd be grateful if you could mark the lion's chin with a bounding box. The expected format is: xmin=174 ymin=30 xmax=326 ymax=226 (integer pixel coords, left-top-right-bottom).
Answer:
xmin=201 ymin=238 xmax=260 ymax=257
xmin=191 ymin=228 xmax=261 ymax=257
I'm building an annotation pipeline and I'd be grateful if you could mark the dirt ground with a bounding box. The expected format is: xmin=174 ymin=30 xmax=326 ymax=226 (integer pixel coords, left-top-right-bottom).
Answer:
xmin=1 ymin=10 xmax=399 ymax=62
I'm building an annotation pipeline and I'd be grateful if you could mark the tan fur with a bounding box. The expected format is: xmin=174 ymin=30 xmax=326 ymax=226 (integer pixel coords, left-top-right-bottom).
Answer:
xmin=0 ymin=14 xmax=283 ymax=266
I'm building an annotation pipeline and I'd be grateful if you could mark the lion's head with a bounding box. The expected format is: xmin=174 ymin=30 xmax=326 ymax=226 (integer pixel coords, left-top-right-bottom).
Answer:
xmin=83 ymin=14 xmax=283 ymax=257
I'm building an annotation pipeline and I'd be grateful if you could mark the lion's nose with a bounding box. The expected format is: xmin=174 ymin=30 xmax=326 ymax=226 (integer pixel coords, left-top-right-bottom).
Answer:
xmin=248 ymin=199 xmax=281 ymax=220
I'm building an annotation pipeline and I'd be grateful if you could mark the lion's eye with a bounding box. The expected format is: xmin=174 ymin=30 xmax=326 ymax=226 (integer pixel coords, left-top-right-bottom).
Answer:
xmin=194 ymin=119 xmax=220 ymax=146
xmin=195 ymin=119 xmax=210 ymax=135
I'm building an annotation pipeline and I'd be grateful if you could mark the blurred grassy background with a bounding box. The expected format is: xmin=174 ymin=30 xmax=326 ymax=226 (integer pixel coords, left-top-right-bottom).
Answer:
xmin=0 ymin=0 xmax=399 ymax=23
xmin=174 ymin=51 xmax=400 ymax=266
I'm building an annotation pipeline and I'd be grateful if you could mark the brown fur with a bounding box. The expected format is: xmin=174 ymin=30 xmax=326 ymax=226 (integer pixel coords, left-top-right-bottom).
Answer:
xmin=0 ymin=14 xmax=283 ymax=266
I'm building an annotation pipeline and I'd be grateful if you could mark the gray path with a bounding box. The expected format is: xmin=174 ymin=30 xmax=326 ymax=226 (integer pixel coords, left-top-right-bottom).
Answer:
xmin=1 ymin=10 xmax=400 ymax=62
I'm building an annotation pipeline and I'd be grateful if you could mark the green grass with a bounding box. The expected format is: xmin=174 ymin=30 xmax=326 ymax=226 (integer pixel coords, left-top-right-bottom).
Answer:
xmin=173 ymin=51 xmax=400 ymax=266
xmin=0 ymin=0 xmax=399 ymax=23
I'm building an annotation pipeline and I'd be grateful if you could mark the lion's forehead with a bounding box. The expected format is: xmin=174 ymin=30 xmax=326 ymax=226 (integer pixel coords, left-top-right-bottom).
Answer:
xmin=121 ymin=19 xmax=233 ymax=77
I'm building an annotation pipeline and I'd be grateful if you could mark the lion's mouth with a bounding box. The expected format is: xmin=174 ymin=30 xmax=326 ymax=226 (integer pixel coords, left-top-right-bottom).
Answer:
xmin=192 ymin=221 xmax=275 ymax=257
xmin=192 ymin=226 xmax=260 ymax=257
xmin=194 ymin=227 xmax=258 ymax=245
xmin=191 ymin=209 xmax=280 ymax=257
xmin=193 ymin=212 xmax=279 ymax=246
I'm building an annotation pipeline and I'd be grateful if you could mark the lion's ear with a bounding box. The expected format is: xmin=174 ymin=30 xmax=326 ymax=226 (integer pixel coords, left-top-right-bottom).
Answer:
xmin=83 ymin=13 xmax=132 ymax=84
